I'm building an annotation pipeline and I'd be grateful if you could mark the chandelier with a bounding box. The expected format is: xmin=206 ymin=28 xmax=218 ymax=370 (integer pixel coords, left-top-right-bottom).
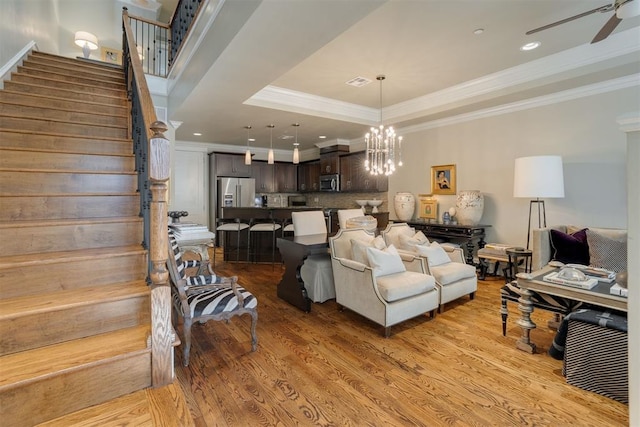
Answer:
xmin=364 ymin=75 xmax=403 ymax=176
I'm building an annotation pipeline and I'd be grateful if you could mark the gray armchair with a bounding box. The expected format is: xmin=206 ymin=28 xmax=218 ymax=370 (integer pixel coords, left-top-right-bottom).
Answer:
xmin=329 ymin=228 xmax=439 ymax=337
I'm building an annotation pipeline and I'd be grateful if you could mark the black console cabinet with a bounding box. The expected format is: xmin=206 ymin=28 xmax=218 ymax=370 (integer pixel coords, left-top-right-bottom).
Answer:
xmin=405 ymin=220 xmax=490 ymax=265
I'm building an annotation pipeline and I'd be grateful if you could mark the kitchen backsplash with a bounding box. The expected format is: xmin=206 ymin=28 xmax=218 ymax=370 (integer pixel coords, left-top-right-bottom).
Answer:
xmin=262 ymin=192 xmax=389 ymax=213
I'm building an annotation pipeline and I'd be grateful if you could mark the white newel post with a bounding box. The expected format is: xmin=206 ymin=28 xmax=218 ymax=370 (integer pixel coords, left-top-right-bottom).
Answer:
xmin=619 ymin=112 xmax=639 ymax=426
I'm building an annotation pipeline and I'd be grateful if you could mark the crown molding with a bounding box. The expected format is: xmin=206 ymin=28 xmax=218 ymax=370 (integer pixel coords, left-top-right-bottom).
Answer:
xmin=245 ymin=85 xmax=377 ymax=125
xmin=398 ymin=74 xmax=640 ymax=136
xmin=244 ymin=28 xmax=640 ymax=128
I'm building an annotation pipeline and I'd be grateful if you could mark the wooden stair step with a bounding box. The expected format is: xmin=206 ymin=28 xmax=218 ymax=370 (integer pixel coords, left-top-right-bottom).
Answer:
xmin=28 ymin=52 xmax=125 ymax=79
xmin=0 ymin=170 xmax=137 ymax=196
xmin=19 ymin=64 xmax=125 ymax=86
xmin=10 ymin=74 xmax=126 ymax=97
xmin=0 ymin=194 xmax=140 ymax=222
xmin=0 ymin=103 xmax=127 ymax=131
xmin=2 ymin=81 xmax=127 ymax=106
xmin=0 ymin=90 xmax=127 ymax=116
xmin=0 ymin=217 xmax=143 ymax=256
xmin=0 ymin=281 xmax=150 ymax=355
xmin=0 ymin=129 xmax=131 ymax=156
xmin=0 ymin=325 xmax=152 ymax=427
xmin=0 ymin=116 xmax=128 ymax=139
xmin=0 ymin=148 xmax=133 ymax=173
xmin=0 ymin=245 xmax=148 ymax=299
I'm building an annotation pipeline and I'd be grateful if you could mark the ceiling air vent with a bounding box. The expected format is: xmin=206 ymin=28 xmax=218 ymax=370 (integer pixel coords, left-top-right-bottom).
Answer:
xmin=345 ymin=76 xmax=372 ymax=87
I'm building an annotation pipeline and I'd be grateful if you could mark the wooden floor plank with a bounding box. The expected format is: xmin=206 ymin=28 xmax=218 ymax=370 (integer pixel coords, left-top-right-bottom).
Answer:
xmin=48 ymin=254 xmax=628 ymax=426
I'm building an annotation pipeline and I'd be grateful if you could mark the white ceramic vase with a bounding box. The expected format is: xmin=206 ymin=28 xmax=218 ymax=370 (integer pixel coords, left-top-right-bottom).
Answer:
xmin=394 ymin=192 xmax=415 ymax=222
xmin=455 ymin=190 xmax=484 ymax=225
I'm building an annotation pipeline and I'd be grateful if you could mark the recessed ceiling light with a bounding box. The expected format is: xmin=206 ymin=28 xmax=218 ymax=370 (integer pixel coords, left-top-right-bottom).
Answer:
xmin=473 ymin=28 xmax=484 ymax=35
xmin=319 ymin=135 xmax=327 ymax=139
xmin=193 ymin=132 xmax=202 ymax=136
xmin=520 ymin=41 xmax=541 ymax=51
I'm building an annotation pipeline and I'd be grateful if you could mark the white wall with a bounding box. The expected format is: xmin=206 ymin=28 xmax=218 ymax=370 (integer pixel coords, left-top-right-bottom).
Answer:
xmin=0 ymin=0 xmax=58 ymax=65
xmin=389 ymin=86 xmax=637 ymax=249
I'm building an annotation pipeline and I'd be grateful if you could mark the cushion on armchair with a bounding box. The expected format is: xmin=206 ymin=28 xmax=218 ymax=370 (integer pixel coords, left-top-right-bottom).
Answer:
xmin=398 ymin=231 xmax=430 ymax=251
xmin=415 ymin=242 xmax=451 ymax=267
xmin=550 ymin=228 xmax=590 ymax=265
xmin=428 ymin=261 xmax=476 ymax=286
xmin=376 ymin=271 xmax=436 ymax=302
xmin=586 ymin=229 xmax=627 ymax=272
xmin=350 ymin=236 xmax=386 ymax=265
xmin=366 ymin=244 xmax=406 ymax=277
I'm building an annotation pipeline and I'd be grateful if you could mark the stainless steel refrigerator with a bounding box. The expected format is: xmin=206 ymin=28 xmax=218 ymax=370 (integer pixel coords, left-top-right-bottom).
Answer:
xmin=216 ymin=177 xmax=256 ymax=218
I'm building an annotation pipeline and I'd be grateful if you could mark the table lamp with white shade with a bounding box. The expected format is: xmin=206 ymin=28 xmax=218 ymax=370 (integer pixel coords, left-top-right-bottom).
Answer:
xmin=513 ymin=155 xmax=565 ymax=249
xmin=74 ymin=31 xmax=98 ymax=59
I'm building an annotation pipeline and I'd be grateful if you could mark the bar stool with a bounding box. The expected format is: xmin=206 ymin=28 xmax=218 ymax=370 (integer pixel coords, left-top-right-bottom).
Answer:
xmin=213 ymin=217 xmax=250 ymax=266
xmin=248 ymin=215 xmax=281 ymax=268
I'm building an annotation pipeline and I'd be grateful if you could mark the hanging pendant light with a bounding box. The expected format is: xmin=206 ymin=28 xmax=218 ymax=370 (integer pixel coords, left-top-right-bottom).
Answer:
xmin=244 ymin=125 xmax=252 ymax=165
xmin=364 ymin=75 xmax=403 ymax=176
xmin=267 ymin=124 xmax=275 ymax=164
xmin=292 ymin=123 xmax=300 ymax=164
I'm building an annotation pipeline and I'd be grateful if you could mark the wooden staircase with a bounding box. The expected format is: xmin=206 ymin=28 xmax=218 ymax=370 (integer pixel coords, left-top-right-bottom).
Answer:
xmin=0 ymin=51 xmax=153 ymax=426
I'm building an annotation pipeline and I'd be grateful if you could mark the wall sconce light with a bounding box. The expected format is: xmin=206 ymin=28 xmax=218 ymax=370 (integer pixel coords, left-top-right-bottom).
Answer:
xmin=74 ymin=31 xmax=98 ymax=59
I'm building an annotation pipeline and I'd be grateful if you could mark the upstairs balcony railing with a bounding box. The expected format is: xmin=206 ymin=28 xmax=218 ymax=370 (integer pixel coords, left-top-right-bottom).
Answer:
xmin=126 ymin=0 xmax=204 ymax=77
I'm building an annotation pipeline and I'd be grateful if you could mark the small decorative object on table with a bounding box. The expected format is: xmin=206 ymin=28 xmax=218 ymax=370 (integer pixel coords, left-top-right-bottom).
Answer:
xmin=368 ymin=199 xmax=383 ymax=213
xmin=418 ymin=194 xmax=437 ymax=220
xmin=456 ymin=190 xmax=484 ymax=225
xmin=442 ymin=211 xmax=451 ymax=224
xmin=448 ymin=207 xmax=457 ymax=224
xmin=394 ymin=192 xmax=415 ymax=221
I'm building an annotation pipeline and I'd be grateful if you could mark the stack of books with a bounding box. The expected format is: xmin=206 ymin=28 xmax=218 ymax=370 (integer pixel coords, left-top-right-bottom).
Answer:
xmin=609 ymin=283 xmax=628 ymax=297
xmin=480 ymin=243 xmax=514 ymax=257
xmin=169 ymin=222 xmax=214 ymax=240
xmin=565 ymin=264 xmax=616 ymax=283
xmin=543 ymin=271 xmax=598 ymax=290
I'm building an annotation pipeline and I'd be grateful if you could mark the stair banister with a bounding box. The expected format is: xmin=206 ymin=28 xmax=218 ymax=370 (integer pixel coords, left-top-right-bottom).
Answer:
xmin=122 ymin=7 xmax=174 ymax=387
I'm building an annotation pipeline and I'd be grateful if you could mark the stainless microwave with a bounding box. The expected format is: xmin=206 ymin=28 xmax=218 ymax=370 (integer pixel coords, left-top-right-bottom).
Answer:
xmin=319 ymin=174 xmax=340 ymax=192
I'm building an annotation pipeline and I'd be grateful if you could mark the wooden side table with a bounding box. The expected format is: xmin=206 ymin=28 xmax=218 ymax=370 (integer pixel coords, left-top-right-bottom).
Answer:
xmin=505 ymin=248 xmax=532 ymax=282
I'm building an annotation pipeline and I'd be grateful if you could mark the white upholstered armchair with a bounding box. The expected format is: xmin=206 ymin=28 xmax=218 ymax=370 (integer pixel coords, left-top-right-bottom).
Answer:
xmin=382 ymin=223 xmax=477 ymax=313
xmin=329 ymin=228 xmax=439 ymax=337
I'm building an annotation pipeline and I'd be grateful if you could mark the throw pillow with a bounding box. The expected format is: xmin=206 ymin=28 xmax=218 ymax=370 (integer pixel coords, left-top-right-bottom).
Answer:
xmin=366 ymin=244 xmax=406 ymax=277
xmin=586 ymin=229 xmax=627 ymax=272
xmin=398 ymin=230 xmax=430 ymax=252
xmin=550 ymin=228 xmax=589 ymax=265
xmin=415 ymin=241 xmax=451 ymax=267
xmin=350 ymin=236 xmax=386 ymax=266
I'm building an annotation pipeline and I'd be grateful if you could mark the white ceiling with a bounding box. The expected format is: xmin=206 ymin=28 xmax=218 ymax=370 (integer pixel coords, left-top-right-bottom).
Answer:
xmin=163 ymin=0 xmax=640 ymax=152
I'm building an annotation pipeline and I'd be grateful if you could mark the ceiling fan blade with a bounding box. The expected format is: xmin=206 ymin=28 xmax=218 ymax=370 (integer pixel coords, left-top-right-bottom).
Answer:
xmin=591 ymin=13 xmax=622 ymax=43
xmin=526 ymin=4 xmax=613 ymax=35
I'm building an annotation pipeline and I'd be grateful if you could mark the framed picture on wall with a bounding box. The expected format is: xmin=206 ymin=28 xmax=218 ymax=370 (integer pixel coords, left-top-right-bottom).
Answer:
xmin=431 ymin=164 xmax=456 ymax=195
xmin=418 ymin=194 xmax=438 ymax=220
xmin=101 ymin=47 xmax=122 ymax=65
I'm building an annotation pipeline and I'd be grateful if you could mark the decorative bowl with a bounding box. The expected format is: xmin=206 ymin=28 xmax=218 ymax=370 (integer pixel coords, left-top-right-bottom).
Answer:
xmin=355 ymin=200 xmax=369 ymax=208
xmin=368 ymin=199 xmax=382 ymax=213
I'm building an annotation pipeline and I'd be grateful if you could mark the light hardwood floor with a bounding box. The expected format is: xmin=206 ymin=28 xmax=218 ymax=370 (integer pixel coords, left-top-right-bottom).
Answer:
xmin=42 ymin=254 xmax=629 ymax=426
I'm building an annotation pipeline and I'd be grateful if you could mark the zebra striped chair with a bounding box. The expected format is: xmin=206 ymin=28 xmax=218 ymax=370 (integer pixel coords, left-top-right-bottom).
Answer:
xmin=167 ymin=229 xmax=258 ymax=366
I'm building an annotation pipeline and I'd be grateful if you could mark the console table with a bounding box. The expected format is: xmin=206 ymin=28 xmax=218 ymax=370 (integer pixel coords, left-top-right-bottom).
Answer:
xmin=406 ymin=220 xmax=490 ymax=265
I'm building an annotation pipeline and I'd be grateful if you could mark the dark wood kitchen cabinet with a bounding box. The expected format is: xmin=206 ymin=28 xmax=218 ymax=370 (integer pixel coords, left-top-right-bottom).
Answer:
xmin=251 ymin=161 xmax=275 ymax=193
xmin=340 ymin=152 xmax=388 ymax=192
xmin=298 ymin=161 xmax=320 ymax=192
xmin=275 ymin=163 xmax=298 ymax=192
xmin=215 ymin=153 xmax=251 ymax=177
